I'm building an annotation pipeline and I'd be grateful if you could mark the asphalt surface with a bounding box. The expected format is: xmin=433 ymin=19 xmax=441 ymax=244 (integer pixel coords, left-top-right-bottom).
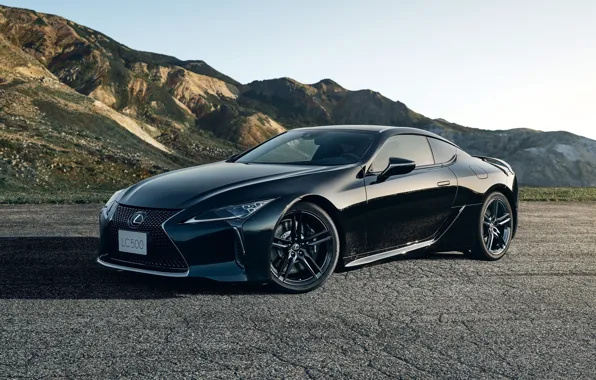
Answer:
xmin=0 ymin=202 xmax=595 ymax=379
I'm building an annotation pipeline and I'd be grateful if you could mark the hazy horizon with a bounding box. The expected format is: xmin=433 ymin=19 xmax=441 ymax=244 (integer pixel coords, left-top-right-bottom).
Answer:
xmin=3 ymin=0 xmax=595 ymax=140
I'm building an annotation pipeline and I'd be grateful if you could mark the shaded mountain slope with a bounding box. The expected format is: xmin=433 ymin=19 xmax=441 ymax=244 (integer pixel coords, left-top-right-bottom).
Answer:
xmin=239 ymin=78 xmax=425 ymax=129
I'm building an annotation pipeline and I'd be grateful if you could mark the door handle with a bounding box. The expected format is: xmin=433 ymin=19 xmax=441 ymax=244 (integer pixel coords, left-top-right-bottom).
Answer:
xmin=437 ymin=180 xmax=451 ymax=187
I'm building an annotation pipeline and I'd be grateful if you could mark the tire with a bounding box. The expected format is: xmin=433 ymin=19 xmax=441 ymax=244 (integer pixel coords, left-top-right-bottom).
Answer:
xmin=269 ymin=202 xmax=340 ymax=293
xmin=467 ymin=191 xmax=514 ymax=260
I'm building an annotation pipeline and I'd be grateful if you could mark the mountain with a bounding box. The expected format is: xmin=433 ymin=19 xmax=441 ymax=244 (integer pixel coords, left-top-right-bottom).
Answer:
xmin=0 ymin=4 xmax=595 ymax=190
xmin=239 ymin=77 xmax=596 ymax=186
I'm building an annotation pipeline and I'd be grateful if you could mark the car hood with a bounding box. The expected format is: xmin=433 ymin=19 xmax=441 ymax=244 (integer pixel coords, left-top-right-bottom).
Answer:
xmin=118 ymin=161 xmax=326 ymax=209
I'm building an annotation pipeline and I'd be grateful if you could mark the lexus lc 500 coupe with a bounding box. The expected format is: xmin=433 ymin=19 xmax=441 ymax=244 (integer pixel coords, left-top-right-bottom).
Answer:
xmin=98 ymin=125 xmax=518 ymax=293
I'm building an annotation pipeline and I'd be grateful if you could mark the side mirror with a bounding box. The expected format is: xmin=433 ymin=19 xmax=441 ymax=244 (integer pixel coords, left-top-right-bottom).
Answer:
xmin=378 ymin=157 xmax=415 ymax=182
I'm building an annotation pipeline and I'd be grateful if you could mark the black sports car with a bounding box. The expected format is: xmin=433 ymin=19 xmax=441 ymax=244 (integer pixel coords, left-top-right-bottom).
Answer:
xmin=98 ymin=125 xmax=518 ymax=292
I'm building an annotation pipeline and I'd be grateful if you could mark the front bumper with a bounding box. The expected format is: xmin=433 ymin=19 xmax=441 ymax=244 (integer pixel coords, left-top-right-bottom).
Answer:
xmin=97 ymin=257 xmax=189 ymax=277
xmin=98 ymin=204 xmax=250 ymax=282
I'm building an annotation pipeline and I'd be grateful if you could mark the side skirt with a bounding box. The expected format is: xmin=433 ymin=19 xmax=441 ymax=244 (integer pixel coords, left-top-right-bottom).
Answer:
xmin=344 ymin=205 xmax=466 ymax=268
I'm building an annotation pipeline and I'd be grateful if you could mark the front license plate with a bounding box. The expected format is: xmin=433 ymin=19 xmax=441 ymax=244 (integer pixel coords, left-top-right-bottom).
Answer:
xmin=118 ymin=230 xmax=147 ymax=255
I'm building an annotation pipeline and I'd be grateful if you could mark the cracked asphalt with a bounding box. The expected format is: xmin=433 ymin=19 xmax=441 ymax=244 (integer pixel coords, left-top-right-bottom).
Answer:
xmin=0 ymin=202 xmax=595 ymax=379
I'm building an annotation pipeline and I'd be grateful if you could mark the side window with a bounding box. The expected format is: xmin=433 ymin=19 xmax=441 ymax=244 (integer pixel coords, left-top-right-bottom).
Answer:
xmin=370 ymin=135 xmax=434 ymax=172
xmin=427 ymin=138 xmax=457 ymax=164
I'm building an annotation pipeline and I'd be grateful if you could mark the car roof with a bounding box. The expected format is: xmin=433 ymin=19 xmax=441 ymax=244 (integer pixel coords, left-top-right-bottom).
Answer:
xmin=295 ymin=125 xmax=394 ymax=132
xmin=293 ymin=125 xmax=458 ymax=147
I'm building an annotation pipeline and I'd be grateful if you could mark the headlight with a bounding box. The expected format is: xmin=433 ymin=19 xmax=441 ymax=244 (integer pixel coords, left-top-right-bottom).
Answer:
xmin=185 ymin=199 xmax=274 ymax=224
xmin=104 ymin=189 xmax=124 ymax=213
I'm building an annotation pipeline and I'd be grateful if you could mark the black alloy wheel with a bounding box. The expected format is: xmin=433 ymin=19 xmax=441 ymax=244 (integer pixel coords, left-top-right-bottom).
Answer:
xmin=269 ymin=202 xmax=339 ymax=293
xmin=469 ymin=192 xmax=514 ymax=260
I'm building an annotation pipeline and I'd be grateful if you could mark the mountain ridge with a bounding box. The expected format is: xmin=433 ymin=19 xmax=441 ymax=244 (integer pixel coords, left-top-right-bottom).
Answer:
xmin=0 ymin=4 xmax=595 ymax=189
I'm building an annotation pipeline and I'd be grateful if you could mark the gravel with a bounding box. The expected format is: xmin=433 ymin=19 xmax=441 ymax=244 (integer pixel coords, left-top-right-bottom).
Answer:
xmin=0 ymin=202 xmax=595 ymax=379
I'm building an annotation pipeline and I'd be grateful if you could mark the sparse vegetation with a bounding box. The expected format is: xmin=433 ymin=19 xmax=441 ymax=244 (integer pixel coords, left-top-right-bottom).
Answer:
xmin=0 ymin=187 xmax=594 ymax=204
xmin=519 ymin=187 xmax=596 ymax=202
xmin=0 ymin=189 xmax=115 ymax=204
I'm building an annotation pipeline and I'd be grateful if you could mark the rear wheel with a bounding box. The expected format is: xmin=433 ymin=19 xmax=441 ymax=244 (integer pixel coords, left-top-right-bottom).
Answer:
xmin=269 ymin=202 xmax=339 ymax=293
xmin=468 ymin=192 xmax=514 ymax=260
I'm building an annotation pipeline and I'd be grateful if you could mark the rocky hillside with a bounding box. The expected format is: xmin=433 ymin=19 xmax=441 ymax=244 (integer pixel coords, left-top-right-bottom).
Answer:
xmin=0 ymin=32 xmax=207 ymax=190
xmin=0 ymin=4 xmax=595 ymax=189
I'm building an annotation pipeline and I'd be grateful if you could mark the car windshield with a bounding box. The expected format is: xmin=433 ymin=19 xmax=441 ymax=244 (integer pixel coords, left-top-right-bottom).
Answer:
xmin=235 ymin=130 xmax=376 ymax=165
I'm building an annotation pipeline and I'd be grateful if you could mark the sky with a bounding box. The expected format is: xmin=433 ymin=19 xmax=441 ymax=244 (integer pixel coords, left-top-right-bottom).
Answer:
xmin=3 ymin=0 xmax=596 ymax=140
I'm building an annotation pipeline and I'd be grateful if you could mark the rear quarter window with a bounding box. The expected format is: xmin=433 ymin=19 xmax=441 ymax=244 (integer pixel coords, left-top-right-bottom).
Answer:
xmin=428 ymin=137 xmax=457 ymax=164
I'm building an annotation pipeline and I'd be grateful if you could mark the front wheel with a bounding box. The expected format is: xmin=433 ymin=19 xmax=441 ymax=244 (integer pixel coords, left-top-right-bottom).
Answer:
xmin=269 ymin=202 xmax=340 ymax=293
xmin=468 ymin=192 xmax=514 ymax=260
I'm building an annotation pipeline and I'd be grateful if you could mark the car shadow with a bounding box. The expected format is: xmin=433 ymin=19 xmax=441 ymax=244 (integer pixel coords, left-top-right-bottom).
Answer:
xmin=0 ymin=237 xmax=472 ymax=299
xmin=0 ymin=237 xmax=272 ymax=300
